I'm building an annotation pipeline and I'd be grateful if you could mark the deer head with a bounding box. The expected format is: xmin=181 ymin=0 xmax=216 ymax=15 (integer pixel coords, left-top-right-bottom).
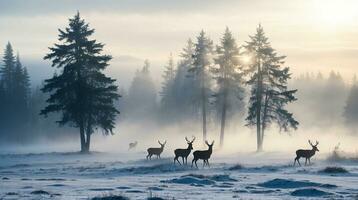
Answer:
xmin=158 ymin=140 xmax=166 ymax=148
xmin=185 ymin=136 xmax=196 ymax=150
xmin=308 ymin=140 xmax=319 ymax=152
xmin=205 ymin=140 xmax=214 ymax=150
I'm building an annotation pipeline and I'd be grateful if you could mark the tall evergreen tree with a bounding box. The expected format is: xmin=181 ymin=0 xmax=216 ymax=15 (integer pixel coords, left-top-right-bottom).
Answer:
xmin=41 ymin=12 xmax=120 ymax=153
xmin=245 ymin=25 xmax=298 ymax=151
xmin=344 ymin=75 xmax=358 ymax=131
xmin=213 ymin=27 xmax=245 ymax=147
xmin=190 ymin=30 xmax=214 ymax=143
xmin=126 ymin=60 xmax=157 ymax=120
xmin=1 ymin=42 xmax=16 ymax=95
xmin=160 ymin=53 xmax=176 ymax=116
xmin=171 ymin=39 xmax=199 ymax=121
xmin=13 ymin=54 xmax=31 ymax=124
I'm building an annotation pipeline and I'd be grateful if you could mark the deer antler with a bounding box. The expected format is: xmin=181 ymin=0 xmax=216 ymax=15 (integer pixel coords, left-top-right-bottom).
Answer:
xmin=211 ymin=140 xmax=215 ymax=145
xmin=158 ymin=140 xmax=162 ymax=145
xmin=191 ymin=136 xmax=196 ymax=143
xmin=205 ymin=140 xmax=209 ymax=146
xmin=185 ymin=137 xmax=189 ymax=143
xmin=315 ymin=140 xmax=319 ymax=146
xmin=308 ymin=140 xmax=313 ymax=146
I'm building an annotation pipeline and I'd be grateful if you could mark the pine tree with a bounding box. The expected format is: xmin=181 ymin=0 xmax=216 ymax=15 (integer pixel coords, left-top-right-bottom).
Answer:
xmin=1 ymin=42 xmax=16 ymax=95
xmin=245 ymin=25 xmax=298 ymax=151
xmin=13 ymin=54 xmax=31 ymax=124
xmin=160 ymin=53 xmax=176 ymax=116
xmin=41 ymin=12 xmax=120 ymax=153
xmin=213 ymin=27 xmax=245 ymax=147
xmin=190 ymin=30 xmax=214 ymax=143
xmin=344 ymin=75 xmax=358 ymax=131
xmin=126 ymin=60 xmax=157 ymax=120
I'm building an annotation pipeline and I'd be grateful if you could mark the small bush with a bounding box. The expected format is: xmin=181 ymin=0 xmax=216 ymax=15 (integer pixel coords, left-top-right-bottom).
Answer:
xmin=320 ymin=166 xmax=349 ymax=174
xmin=91 ymin=195 xmax=129 ymax=200
xmin=228 ymin=164 xmax=244 ymax=170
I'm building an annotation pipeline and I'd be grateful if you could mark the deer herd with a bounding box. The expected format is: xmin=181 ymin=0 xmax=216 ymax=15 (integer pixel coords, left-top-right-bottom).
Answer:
xmin=130 ymin=138 xmax=319 ymax=168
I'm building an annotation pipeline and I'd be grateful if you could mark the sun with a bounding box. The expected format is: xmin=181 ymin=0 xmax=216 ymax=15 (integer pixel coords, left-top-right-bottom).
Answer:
xmin=241 ymin=54 xmax=252 ymax=65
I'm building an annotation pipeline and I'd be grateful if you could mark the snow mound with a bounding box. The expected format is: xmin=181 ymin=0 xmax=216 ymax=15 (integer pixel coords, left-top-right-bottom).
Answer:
xmin=161 ymin=174 xmax=237 ymax=186
xmin=319 ymin=166 xmax=349 ymax=174
xmin=291 ymin=188 xmax=332 ymax=197
xmin=161 ymin=176 xmax=215 ymax=185
xmin=258 ymin=178 xmax=337 ymax=189
xmin=183 ymin=174 xmax=238 ymax=182
xmin=108 ymin=163 xmax=191 ymax=175
xmin=91 ymin=195 xmax=129 ymax=200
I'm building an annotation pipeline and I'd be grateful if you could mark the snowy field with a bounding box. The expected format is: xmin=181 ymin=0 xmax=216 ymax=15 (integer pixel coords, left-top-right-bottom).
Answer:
xmin=1 ymin=151 xmax=358 ymax=200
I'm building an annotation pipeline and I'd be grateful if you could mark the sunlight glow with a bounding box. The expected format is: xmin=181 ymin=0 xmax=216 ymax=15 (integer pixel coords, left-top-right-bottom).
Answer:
xmin=241 ymin=54 xmax=252 ymax=65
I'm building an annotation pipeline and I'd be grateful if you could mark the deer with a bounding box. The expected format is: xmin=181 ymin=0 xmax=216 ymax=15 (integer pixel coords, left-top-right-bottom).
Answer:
xmin=128 ymin=141 xmax=138 ymax=150
xmin=174 ymin=136 xmax=195 ymax=165
xmin=146 ymin=140 xmax=166 ymax=160
xmin=191 ymin=140 xmax=214 ymax=168
xmin=294 ymin=140 xmax=319 ymax=166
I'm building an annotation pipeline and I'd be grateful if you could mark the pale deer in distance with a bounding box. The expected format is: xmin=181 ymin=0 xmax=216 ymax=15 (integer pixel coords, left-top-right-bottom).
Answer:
xmin=294 ymin=140 xmax=319 ymax=166
xmin=192 ymin=140 xmax=214 ymax=168
xmin=128 ymin=141 xmax=138 ymax=150
xmin=174 ymin=136 xmax=195 ymax=165
xmin=147 ymin=140 xmax=166 ymax=160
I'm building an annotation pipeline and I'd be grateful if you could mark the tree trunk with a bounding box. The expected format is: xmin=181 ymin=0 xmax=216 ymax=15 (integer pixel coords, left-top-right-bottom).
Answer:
xmin=261 ymin=92 xmax=269 ymax=151
xmin=85 ymin=132 xmax=91 ymax=152
xmin=202 ymin=86 xmax=207 ymax=144
xmin=256 ymin=60 xmax=263 ymax=152
xmin=219 ymin=88 xmax=228 ymax=148
xmin=80 ymin=123 xmax=86 ymax=153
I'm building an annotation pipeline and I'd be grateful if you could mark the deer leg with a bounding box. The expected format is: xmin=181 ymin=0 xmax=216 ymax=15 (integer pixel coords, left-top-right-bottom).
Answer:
xmin=206 ymin=160 xmax=210 ymax=167
xmin=195 ymin=160 xmax=198 ymax=168
xmin=308 ymin=158 xmax=311 ymax=165
xmin=305 ymin=158 xmax=307 ymax=166
xmin=182 ymin=157 xmax=185 ymax=165
xmin=191 ymin=159 xmax=195 ymax=168
xmin=297 ymin=158 xmax=301 ymax=166
xmin=293 ymin=157 xmax=296 ymax=166
xmin=150 ymin=154 xmax=152 ymax=160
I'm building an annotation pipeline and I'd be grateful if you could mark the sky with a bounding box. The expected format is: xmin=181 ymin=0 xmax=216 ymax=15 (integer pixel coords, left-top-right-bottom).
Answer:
xmin=1 ymin=0 xmax=358 ymax=88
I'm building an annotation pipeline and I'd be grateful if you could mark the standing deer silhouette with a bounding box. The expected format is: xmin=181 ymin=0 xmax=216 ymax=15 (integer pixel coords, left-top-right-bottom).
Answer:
xmin=294 ymin=140 xmax=319 ymax=166
xmin=128 ymin=141 xmax=138 ymax=150
xmin=147 ymin=140 xmax=166 ymax=160
xmin=174 ymin=136 xmax=195 ymax=165
xmin=191 ymin=140 xmax=214 ymax=168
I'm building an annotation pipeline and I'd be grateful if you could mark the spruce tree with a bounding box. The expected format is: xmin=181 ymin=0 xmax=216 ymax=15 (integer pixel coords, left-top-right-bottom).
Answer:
xmin=126 ymin=60 xmax=157 ymax=120
xmin=1 ymin=42 xmax=16 ymax=95
xmin=190 ymin=30 xmax=214 ymax=143
xmin=245 ymin=25 xmax=298 ymax=151
xmin=160 ymin=53 xmax=176 ymax=117
xmin=13 ymin=54 xmax=31 ymax=124
xmin=41 ymin=12 xmax=120 ymax=153
xmin=344 ymin=76 xmax=358 ymax=131
xmin=171 ymin=39 xmax=199 ymax=121
xmin=213 ymin=27 xmax=245 ymax=147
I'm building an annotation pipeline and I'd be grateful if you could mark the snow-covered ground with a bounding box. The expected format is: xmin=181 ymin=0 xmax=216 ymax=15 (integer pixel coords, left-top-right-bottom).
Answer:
xmin=0 ymin=151 xmax=358 ymax=199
